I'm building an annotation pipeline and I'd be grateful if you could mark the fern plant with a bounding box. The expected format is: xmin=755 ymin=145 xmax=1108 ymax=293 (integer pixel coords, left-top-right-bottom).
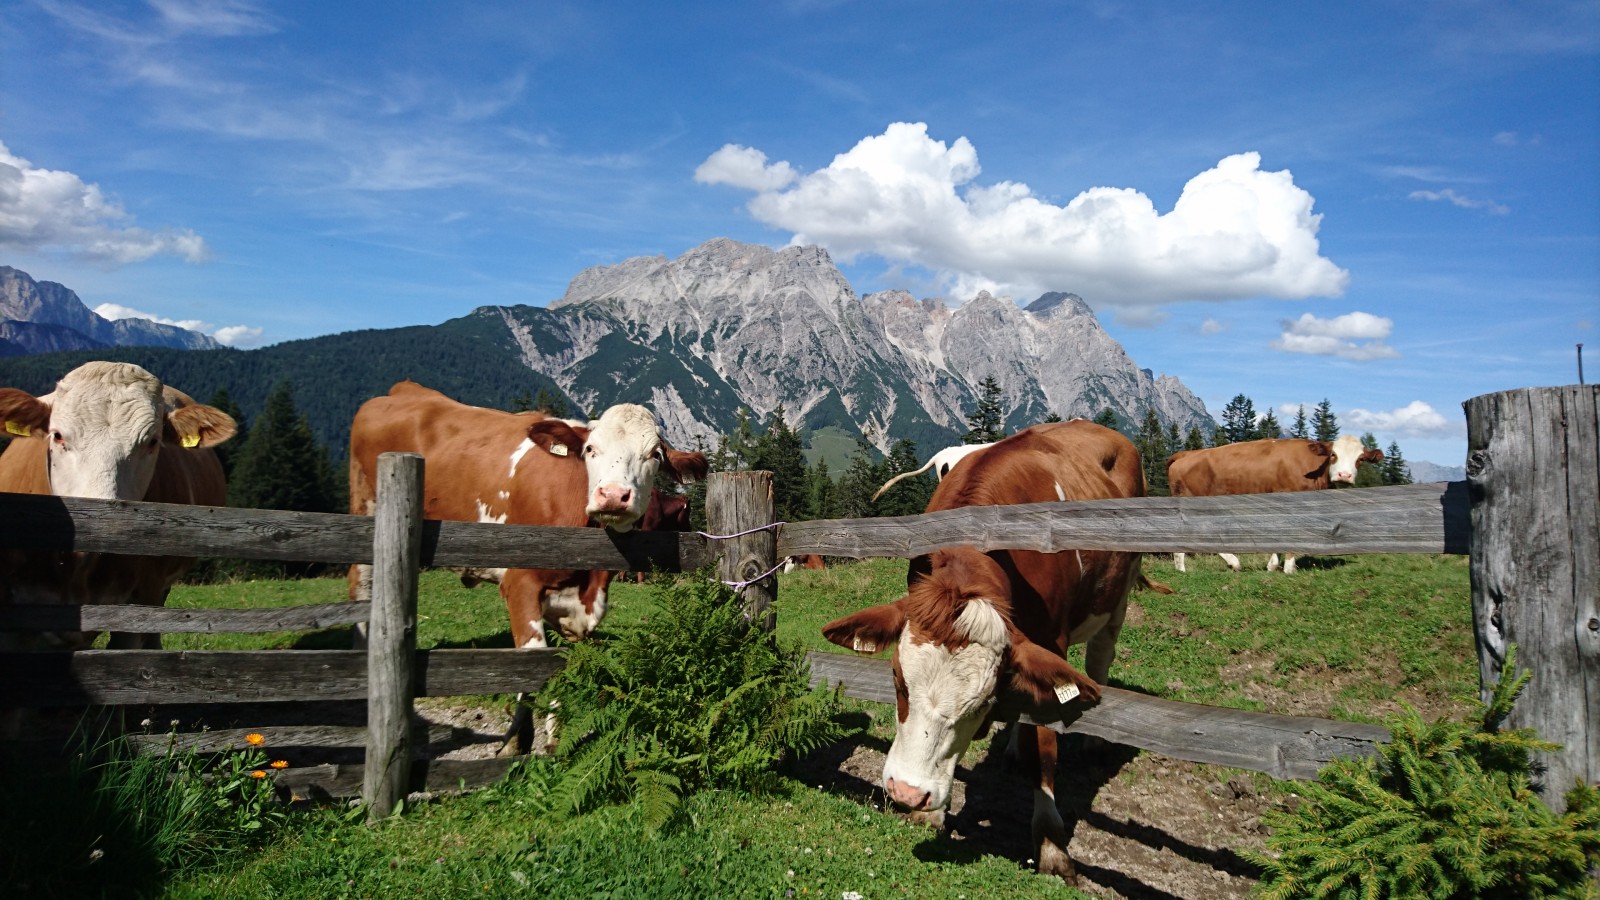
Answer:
xmin=1250 ymin=647 xmax=1600 ymax=899
xmin=534 ymin=574 xmax=859 ymax=830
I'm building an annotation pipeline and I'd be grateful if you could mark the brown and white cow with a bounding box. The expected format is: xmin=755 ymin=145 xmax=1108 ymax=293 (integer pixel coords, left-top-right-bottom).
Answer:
xmin=871 ymin=442 xmax=995 ymax=502
xmin=823 ymin=420 xmax=1146 ymax=882
xmin=632 ymin=489 xmax=692 ymax=583
xmin=0 ymin=361 xmax=235 ymax=650
xmin=782 ymin=553 xmax=826 ymax=573
xmin=1166 ymin=434 xmax=1383 ymax=574
xmin=346 ymin=381 xmax=707 ymax=648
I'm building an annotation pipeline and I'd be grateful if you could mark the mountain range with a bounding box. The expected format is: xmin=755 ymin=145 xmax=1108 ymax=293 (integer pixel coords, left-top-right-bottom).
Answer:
xmin=1 ymin=266 xmax=221 ymax=355
xmin=0 ymin=240 xmax=1215 ymax=459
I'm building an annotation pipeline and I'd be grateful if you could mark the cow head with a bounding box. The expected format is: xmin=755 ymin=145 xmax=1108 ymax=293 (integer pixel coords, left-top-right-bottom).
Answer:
xmin=822 ymin=548 xmax=1099 ymax=812
xmin=0 ymin=362 xmax=234 ymax=500
xmin=572 ymin=404 xmax=707 ymax=532
xmin=1324 ymin=434 xmax=1383 ymax=484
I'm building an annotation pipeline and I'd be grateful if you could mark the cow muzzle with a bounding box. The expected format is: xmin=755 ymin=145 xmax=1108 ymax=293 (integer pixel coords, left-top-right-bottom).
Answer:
xmin=885 ymin=776 xmax=934 ymax=811
xmin=588 ymin=484 xmax=638 ymax=522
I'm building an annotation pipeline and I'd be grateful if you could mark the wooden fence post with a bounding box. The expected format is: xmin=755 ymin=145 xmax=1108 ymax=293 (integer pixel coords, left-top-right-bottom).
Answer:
xmin=1465 ymin=385 xmax=1599 ymax=808
xmin=363 ymin=452 xmax=424 ymax=819
xmin=705 ymin=471 xmax=778 ymax=632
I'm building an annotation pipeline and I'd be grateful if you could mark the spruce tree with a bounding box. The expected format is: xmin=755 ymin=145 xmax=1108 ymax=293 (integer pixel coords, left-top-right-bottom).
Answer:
xmin=1383 ymin=441 xmax=1412 ymax=485
xmin=963 ymin=376 xmax=1006 ymax=444
xmin=876 ymin=437 xmax=934 ymax=516
xmin=835 ymin=433 xmax=884 ymax=519
xmin=228 ymin=381 xmax=340 ymax=515
xmin=1133 ymin=408 xmax=1171 ymax=496
xmin=1312 ymin=398 xmax=1339 ymax=442
xmin=1353 ymin=433 xmax=1385 ymax=487
xmin=803 ymin=459 xmax=838 ymax=521
xmin=1092 ymin=407 xmax=1119 ymax=431
xmin=1042 ymin=411 xmax=1063 ymax=423
xmin=1290 ymin=404 xmax=1310 ymax=439
xmin=1221 ymin=394 xmax=1258 ymax=444
xmin=752 ymin=404 xmax=808 ymax=521
xmin=1257 ymin=409 xmax=1283 ymax=441
xmin=1185 ymin=426 xmax=1207 ymax=451
xmin=531 ymin=387 xmax=570 ymax=419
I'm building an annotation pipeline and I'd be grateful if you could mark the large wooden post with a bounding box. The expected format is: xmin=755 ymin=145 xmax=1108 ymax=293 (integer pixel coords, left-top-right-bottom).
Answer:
xmin=363 ymin=452 xmax=424 ymax=819
xmin=1465 ymin=385 xmax=1599 ymax=808
xmin=705 ymin=471 xmax=778 ymax=632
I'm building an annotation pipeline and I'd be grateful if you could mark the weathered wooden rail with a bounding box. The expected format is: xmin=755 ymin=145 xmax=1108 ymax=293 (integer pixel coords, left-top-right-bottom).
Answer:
xmin=0 ymin=384 xmax=1592 ymax=814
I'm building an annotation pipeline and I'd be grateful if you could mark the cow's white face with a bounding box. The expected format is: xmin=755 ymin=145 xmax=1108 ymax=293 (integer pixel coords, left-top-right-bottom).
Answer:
xmin=882 ymin=599 xmax=1009 ymax=811
xmin=38 ymin=362 xmax=167 ymax=501
xmin=581 ymin=403 xmax=665 ymax=532
xmin=1326 ymin=434 xmax=1366 ymax=484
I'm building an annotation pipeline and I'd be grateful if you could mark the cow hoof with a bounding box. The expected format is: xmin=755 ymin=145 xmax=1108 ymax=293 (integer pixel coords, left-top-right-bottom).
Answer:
xmin=1036 ymin=841 xmax=1078 ymax=883
xmin=906 ymin=809 xmax=946 ymax=830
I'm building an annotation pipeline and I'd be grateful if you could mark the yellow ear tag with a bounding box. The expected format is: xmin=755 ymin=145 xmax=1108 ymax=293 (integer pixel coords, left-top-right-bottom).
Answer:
xmin=5 ymin=421 xmax=30 ymax=437
xmin=1053 ymin=683 xmax=1080 ymax=704
xmin=548 ymin=443 xmax=569 ymax=456
xmin=181 ymin=434 xmax=201 ymax=448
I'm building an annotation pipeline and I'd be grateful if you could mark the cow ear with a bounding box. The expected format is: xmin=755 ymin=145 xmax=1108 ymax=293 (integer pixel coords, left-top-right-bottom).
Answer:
xmin=661 ymin=446 xmax=708 ymax=484
xmin=823 ymin=600 xmax=906 ymax=655
xmin=525 ymin=419 xmax=584 ymax=459
xmin=0 ymin=389 xmax=51 ymax=439
xmin=166 ymin=404 xmax=237 ymax=449
xmin=1006 ymin=637 xmax=1101 ymax=705
xmin=1308 ymin=442 xmax=1331 ymax=457
xmin=1360 ymin=448 xmax=1385 ymax=465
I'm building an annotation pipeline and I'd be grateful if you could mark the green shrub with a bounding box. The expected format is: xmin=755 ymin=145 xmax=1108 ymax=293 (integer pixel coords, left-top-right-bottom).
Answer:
xmin=533 ymin=574 xmax=860 ymax=829
xmin=1250 ymin=647 xmax=1600 ymax=899
xmin=0 ymin=723 xmax=288 ymax=897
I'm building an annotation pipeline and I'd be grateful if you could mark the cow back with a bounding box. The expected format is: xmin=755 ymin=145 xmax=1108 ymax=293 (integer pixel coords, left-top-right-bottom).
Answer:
xmin=1168 ymin=438 xmax=1331 ymax=498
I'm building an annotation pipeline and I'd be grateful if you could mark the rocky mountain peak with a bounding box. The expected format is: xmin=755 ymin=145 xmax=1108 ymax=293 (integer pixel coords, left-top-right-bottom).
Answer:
xmin=0 ymin=265 xmax=221 ymax=353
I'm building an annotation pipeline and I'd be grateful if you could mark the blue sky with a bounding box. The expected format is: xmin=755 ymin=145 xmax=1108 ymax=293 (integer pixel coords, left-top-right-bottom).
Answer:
xmin=2 ymin=0 xmax=1596 ymax=467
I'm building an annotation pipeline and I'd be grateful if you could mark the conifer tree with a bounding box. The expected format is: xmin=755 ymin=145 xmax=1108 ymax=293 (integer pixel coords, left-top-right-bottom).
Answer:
xmin=1221 ymin=394 xmax=1258 ymax=444
xmin=1353 ymin=433 xmax=1385 ymax=487
xmin=531 ymin=387 xmax=570 ymax=419
xmin=1312 ymin=398 xmax=1339 ymax=442
xmin=228 ymin=381 xmax=340 ymax=515
xmin=1042 ymin=411 xmax=1063 ymax=423
xmin=963 ymin=376 xmax=1006 ymax=444
xmin=1290 ymin=404 xmax=1310 ymax=439
xmin=1383 ymin=441 xmax=1412 ymax=485
xmin=875 ymin=437 xmax=934 ymax=516
xmin=1257 ymin=409 xmax=1283 ymax=441
xmin=1133 ymin=408 xmax=1170 ymax=496
xmin=752 ymin=404 xmax=808 ymax=521
xmin=1185 ymin=426 xmax=1207 ymax=451
xmin=804 ymin=459 xmax=838 ymax=521
xmin=835 ymin=433 xmax=884 ymax=519
xmin=1091 ymin=407 xmax=1119 ymax=431
xmin=1167 ymin=422 xmax=1181 ymax=454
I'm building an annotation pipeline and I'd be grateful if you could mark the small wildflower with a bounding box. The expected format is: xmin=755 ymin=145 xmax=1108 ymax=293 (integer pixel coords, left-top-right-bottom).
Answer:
xmin=249 ymin=770 xmax=267 ymax=779
xmin=786 ymin=869 xmax=795 ymax=879
xmin=245 ymin=733 xmax=265 ymax=746
xmin=843 ymin=892 xmax=864 ymax=900
xmin=803 ymin=847 xmax=813 ymax=854
xmin=88 ymin=849 xmax=104 ymax=864
xmin=863 ymin=847 xmax=873 ymax=856
xmin=139 ymin=718 xmax=152 ymax=729
xmin=270 ymin=759 xmax=289 ymax=769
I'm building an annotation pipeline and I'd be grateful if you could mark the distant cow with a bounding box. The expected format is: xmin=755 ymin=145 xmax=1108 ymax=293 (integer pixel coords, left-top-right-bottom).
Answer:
xmin=871 ymin=442 xmax=995 ymax=501
xmin=0 ymin=361 xmax=235 ymax=650
xmin=347 ymin=381 xmax=707 ymax=648
xmin=1167 ymin=435 xmax=1383 ymax=574
xmin=781 ymin=554 xmax=825 ymax=573
xmin=632 ymin=489 xmax=692 ymax=583
xmin=823 ymin=420 xmax=1146 ymax=882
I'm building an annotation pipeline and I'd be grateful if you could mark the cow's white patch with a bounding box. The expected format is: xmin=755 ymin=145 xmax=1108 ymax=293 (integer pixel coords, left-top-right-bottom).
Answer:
xmin=882 ymin=628 xmax=1003 ymax=811
xmin=508 ymin=437 xmax=536 ymax=478
xmin=521 ymin=626 xmax=548 ymax=649
xmin=498 ymin=490 xmax=510 ymax=501
xmin=544 ymin=584 xmax=606 ymax=641
xmin=475 ymin=500 xmax=508 ymax=525
xmin=954 ymin=599 xmax=1007 ymax=652
xmin=1054 ymin=482 xmax=1066 ymax=502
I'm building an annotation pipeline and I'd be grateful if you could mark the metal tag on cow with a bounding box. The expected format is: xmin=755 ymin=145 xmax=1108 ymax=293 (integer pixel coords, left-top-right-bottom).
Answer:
xmin=181 ymin=433 xmax=201 ymax=448
xmin=852 ymin=637 xmax=876 ymax=654
xmin=5 ymin=421 xmax=29 ymax=437
xmin=548 ymin=443 xmax=569 ymax=456
xmin=1054 ymin=683 xmax=1080 ymax=704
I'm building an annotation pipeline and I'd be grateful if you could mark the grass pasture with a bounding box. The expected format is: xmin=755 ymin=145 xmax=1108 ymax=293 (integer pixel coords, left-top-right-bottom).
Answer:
xmin=78 ymin=551 xmax=1473 ymax=896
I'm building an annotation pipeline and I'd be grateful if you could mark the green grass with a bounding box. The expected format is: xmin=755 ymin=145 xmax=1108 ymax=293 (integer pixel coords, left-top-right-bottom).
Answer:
xmin=129 ymin=551 xmax=1472 ymax=897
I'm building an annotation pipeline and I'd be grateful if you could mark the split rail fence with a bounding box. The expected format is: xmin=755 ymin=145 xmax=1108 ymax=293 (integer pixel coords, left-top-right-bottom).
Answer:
xmin=0 ymin=384 xmax=1593 ymax=817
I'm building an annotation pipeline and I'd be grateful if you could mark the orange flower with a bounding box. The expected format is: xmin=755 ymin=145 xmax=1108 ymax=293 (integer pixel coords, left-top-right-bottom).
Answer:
xmin=270 ymin=759 xmax=289 ymax=769
xmin=249 ymin=770 xmax=267 ymax=779
xmin=245 ymin=733 xmax=265 ymax=746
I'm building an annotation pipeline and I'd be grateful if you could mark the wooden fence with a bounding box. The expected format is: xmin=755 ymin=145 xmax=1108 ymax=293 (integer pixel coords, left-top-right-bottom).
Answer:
xmin=0 ymin=385 xmax=1593 ymax=815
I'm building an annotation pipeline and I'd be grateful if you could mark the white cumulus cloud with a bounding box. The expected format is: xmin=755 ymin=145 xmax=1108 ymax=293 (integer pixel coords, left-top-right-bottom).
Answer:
xmin=1271 ymin=311 xmax=1400 ymax=361
xmin=696 ymin=122 xmax=1349 ymax=310
xmin=1344 ymin=401 xmax=1457 ymax=438
xmin=94 ymin=302 xmax=262 ymax=348
xmin=0 ymin=140 xmax=209 ymax=265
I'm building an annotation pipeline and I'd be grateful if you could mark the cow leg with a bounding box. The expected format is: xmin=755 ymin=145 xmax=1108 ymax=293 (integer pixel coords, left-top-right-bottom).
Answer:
xmin=1282 ymin=554 xmax=1298 ymax=575
xmin=1217 ymin=553 xmax=1242 ymax=572
xmin=1172 ymin=551 xmax=1187 ymax=573
xmin=1267 ymin=553 xmax=1282 ymax=572
xmin=498 ymin=571 xmax=551 ymax=756
xmin=1029 ymin=725 xmax=1077 ymax=882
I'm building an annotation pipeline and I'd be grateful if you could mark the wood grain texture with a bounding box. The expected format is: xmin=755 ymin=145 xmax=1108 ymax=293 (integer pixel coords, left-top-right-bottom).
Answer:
xmin=365 ymin=453 xmax=424 ymax=819
xmin=706 ymin=471 xmax=778 ymax=631
xmin=807 ymin=651 xmax=1388 ymax=781
xmin=0 ymin=648 xmax=568 ymax=706
xmin=0 ymin=602 xmax=371 ymax=633
xmin=1466 ymin=385 xmax=1600 ymax=806
xmin=778 ymin=481 xmax=1470 ymax=560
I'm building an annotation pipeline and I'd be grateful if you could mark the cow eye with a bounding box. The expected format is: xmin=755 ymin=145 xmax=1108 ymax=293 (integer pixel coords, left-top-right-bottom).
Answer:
xmin=50 ymin=430 xmax=65 ymax=447
xmin=583 ymin=444 xmax=595 ymax=458
xmin=652 ymin=446 xmax=665 ymax=462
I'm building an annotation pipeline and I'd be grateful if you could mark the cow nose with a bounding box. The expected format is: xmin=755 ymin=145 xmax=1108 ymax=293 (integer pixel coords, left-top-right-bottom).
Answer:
xmin=885 ymin=777 xmax=931 ymax=810
xmin=591 ymin=484 xmax=633 ymax=513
